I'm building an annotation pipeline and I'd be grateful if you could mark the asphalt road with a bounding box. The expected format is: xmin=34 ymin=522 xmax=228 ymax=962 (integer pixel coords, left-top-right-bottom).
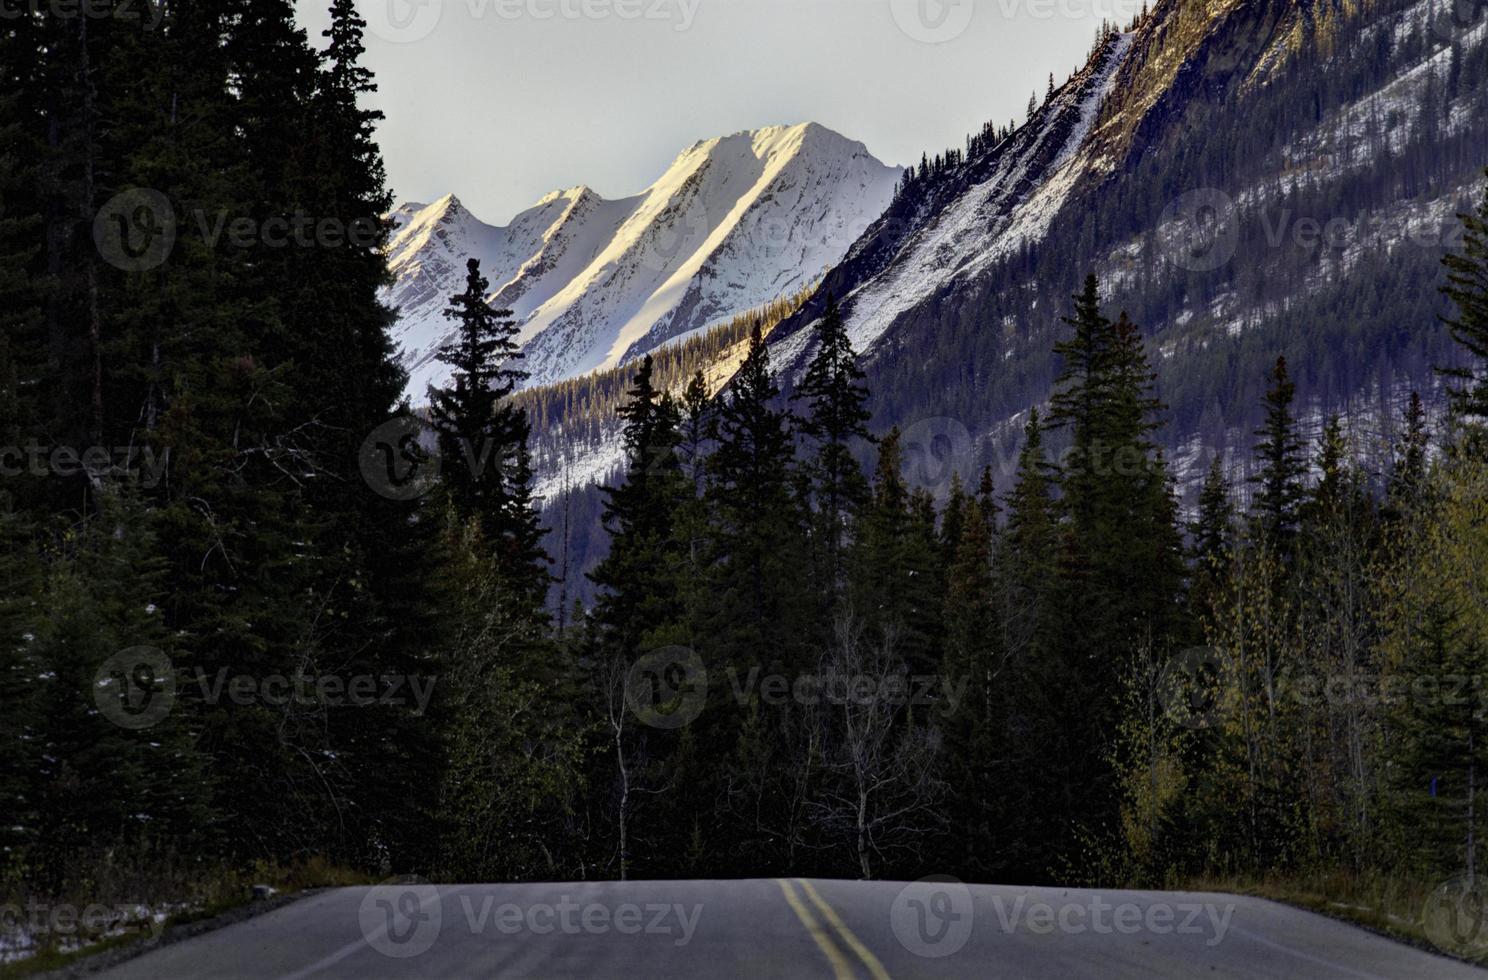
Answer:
xmin=95 ymin=879 xmax=1486 ymax=979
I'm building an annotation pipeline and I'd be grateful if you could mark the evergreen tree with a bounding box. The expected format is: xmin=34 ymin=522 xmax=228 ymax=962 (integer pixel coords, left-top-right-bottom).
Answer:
xmin=673 ymin=371 xmax=716 ymax=651
xmin=591 ymin=355 xmax=686 ymax=661
xmin=1441 ymin=170 xmax=1488 ymax=429
xmin=975 ymin=467 xmax=999 ymax=530
xmin=706 ymin=326 xmax=809 ymax=677
xmin=1049 ymin=274 xmax=1114 ymax=532
xmin=30 ymin=495 xmax=213 ymax=894
xmin=1388 ymin=392 xmax=1431 ymax=513
xmin=428 ymin=258 xmax=528 ymax=540
xmin=585 ymin=356 xmax=695 ymax=878
xmin=981 ymin=411 xmax=1064 ymax=876
xmin=1192 ymin=457 xmax=1235 ymax=572
xmin=1189 ymin=457 xmax=1235 ymax=620
xmin=424 ymin=248 xmax=553 ymax=607
xmin=793 ymin=295 xmax=873 ymax=605
xmin=1003 ymin=410 xmax=1058 ymax=598
xmin=0 ymin=501 xmax=41 ymax=879
xmin=937 ymin=490 xmax=1004 ymax=876
xmin=1305 ymin=415 xmax=1351 ymax=525
xmin=1044 ymin=279 xmax=1186 ymax=861
xmin=1381 ymin=458 xmax=1488 ymax=882
xmin=704 ymin=328 xmax=819 ymax=871
xmin=500 ymin=438 xmax=553 ymax=610
xmin=433 ymin=512 xmax=581 ymax=882
xmin=846 ymin=431 xmax=941 ymax=674
xmin=940 ymin=473 xmax=969 ymax=569
xmin=1251 ymin=356 xmax=1308 ymax=557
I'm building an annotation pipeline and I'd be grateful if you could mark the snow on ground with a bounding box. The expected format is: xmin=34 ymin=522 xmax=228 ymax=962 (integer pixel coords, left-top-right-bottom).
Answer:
xmin=532 ymin=434 xmax=626 ymax=503
xmin=1284 ymin=13 xmax=1488 ymax=177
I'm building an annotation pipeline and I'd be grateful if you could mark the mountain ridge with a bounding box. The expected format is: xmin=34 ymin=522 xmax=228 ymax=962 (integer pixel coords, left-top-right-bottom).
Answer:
xmin=764 ymin=0 xmax=1487 ymax=497
xmin=384 ymin=122 xmax=902 ymax=398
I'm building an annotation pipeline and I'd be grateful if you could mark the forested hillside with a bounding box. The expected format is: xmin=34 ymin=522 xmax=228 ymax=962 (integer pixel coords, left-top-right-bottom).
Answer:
xmin=772 ymin=0 xmax=1488 ymax=496
xmin=1 ymin=0 xmax=447 ymax=912
xmin=4 ymin=0 xmax=1488 ymax=969
xmin=531 ymin=0 xmax=1488 ymax=612
xmin=517 ymin=287 xmax=813 ymax=610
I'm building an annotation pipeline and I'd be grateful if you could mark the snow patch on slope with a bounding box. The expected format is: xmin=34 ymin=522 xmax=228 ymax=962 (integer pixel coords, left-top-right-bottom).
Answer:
xmin=840 ymin=33 xmax=1135 ymax=355
xmin=385 ymin=123 xmax=901 ymax=401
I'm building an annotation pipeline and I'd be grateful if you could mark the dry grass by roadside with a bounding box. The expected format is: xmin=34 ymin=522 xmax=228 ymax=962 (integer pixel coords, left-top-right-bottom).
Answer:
xmin=1184 ymin=870 xmax=1487 ymax=967
xmin=0 ymin=858 xmax=372 ymax=979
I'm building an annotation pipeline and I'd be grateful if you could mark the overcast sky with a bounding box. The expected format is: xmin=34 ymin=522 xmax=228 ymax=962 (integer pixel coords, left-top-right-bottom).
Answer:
xmin=293 ymin=0 xmax=1117 ymax=222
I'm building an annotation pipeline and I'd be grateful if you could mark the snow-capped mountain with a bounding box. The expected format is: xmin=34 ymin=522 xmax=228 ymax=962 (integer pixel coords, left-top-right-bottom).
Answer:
xmin=385 ymin=123 xmax=902 ymax=397
xmin=766 ymin=0 xmax=1488 ymax=497
xmin=512 ymin=0 xmax=1487 ymax=607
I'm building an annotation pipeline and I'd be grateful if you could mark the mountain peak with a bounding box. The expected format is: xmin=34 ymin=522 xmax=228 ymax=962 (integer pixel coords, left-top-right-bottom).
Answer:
xmin=667 ymin=122 xmax=884 ymax=177
xmin=385 ymin=122 xmax=901 ymax=397
xmin=535 ymin=185 xmax=594 ymax=208
xmin=430 ymin=192 xmax=468 ymax=217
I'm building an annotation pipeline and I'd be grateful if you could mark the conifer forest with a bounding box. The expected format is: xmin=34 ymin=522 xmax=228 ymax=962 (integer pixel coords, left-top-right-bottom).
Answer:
xmin=5 ymin=0 xmax=1488 ymax=975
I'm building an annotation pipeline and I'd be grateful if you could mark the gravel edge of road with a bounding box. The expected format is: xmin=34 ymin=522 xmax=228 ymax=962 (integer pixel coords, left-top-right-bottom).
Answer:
xmin=1183 ymin=886 xmax=1488 ymax=972
xmin=36 ymin=888 xmax=330 ymax=980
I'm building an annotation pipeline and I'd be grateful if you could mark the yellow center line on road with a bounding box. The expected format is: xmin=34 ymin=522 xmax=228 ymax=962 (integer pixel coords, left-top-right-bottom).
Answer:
xmin=794 ymin=879 xmax=893 ymax=980
xmin=774 ymin=878 xmax=858 ymax=980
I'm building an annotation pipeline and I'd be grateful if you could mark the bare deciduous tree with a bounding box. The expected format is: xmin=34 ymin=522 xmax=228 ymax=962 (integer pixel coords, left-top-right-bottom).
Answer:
xmin=808 ymin=608 xmax=945 ymax=879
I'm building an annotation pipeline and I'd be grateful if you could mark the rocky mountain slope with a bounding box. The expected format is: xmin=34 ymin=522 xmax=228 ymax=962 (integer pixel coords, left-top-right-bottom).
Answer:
xmin=384 ymin=123 xmax=902 ymax=396
xmin=767 ymin=0 xmax=1487 ymax=496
